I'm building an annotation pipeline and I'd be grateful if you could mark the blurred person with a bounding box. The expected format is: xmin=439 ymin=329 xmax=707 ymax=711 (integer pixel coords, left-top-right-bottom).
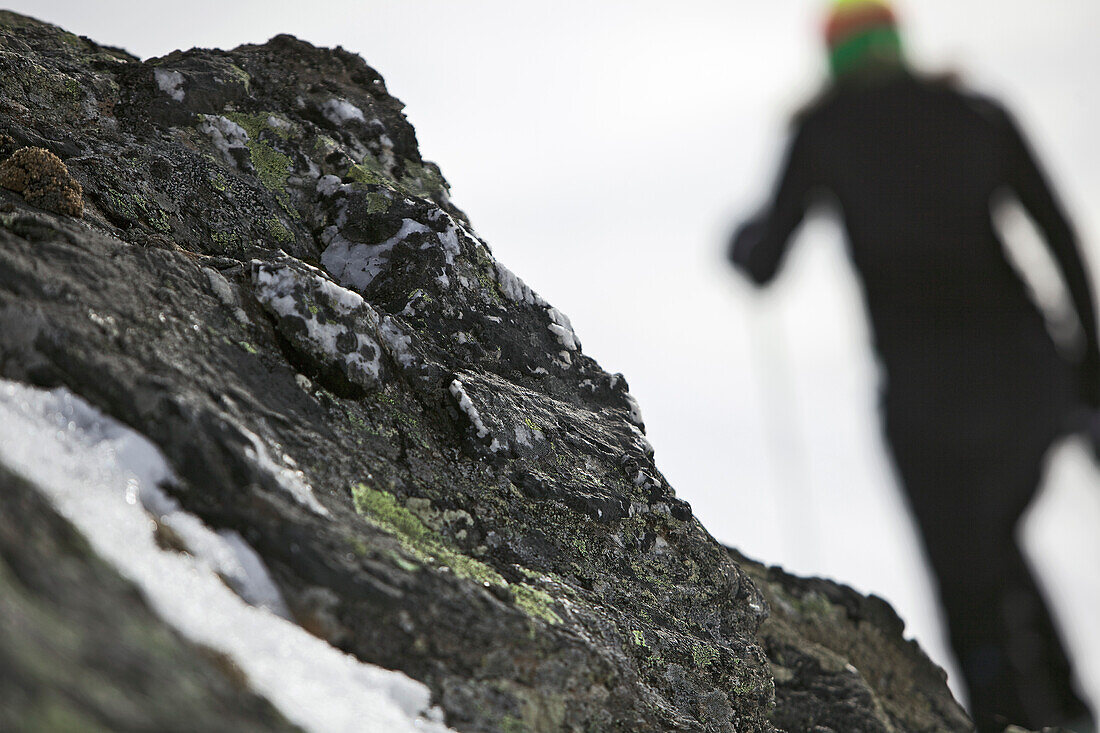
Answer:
xmin=727 ymin=1 xmax=1098 ymax=731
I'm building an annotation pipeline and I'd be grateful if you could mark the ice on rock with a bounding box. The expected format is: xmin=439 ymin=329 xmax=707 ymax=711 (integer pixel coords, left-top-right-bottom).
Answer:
xmin=127 ymin=470 xmax=292 ymax=616
xmin=493 ymin=262 xmax=581 ymax=353
xmin=624 ymin=392 xmax=645 ymax=428
xmin=447 ymin=379 xmax=507 ymax=453
xmin=252 ymin=259 xmax=424 ymax=390
xmin=0 ymin=379 xmax=454 ymax=733
xmin=547 ymin=307 xmax=580 ymax=352
xmin=241 ymin=424 xmax=331 ymax=517
xmin=378 ymin=316 xmax=417 ymax=368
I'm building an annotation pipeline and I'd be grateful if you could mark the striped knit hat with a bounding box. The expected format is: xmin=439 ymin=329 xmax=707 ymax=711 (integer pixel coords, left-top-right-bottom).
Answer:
xmin=825 ymin=0 xmax=904 ymax=78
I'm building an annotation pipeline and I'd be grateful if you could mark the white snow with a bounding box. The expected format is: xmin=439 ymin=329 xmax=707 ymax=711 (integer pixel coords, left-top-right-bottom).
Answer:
xmin=546 ymin=307 xmax=579 ymax=351
xmin=624 ymin=392 xmax=644 ymax=427
xmin=198 ymin=114 xmax=249 ymax=164
xmin=316 ymin=174 xmax=343 ymax=198
xmin=313 ymin=266 xmax=370 ymax=313
xmin=448 ymin=378 xmax=490 ymax=440
xmin=240 ymin=424 xmax=331 ymax=517
xmin=154 ymin=68 xmax=185 ymax=102
xmin=14 ymin=0 xmax=1100 ymax=714
xmin=322 ymin=217 xmax=430 ymax=292
xmin=321 ymin=97 xmax=366 ymax=126
xmin=124 ymin=466 xmax=290 ymax=617
xmin=378 ymin=315 xmax=417 ymax=368
xmin=436 ymin=220 xmax=462 ymax=266
xmin=494 ymin=261 xmax=548 ymax=307
xmin=492 ymin=261 xmax=581 ymax=352
xmin=252 ymin=262 xmax=386 ymax=392
xmin=0 ymin=379 xmax=454 ymax=733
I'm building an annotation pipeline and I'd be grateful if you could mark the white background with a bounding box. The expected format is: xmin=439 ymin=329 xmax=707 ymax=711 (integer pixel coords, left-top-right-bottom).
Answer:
xmin=10 ymin=0 xmax=1100 ymax=712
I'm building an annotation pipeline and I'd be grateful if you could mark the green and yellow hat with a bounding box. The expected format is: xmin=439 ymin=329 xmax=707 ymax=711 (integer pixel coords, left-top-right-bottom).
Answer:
xmin=825 ymin=0 xmax=904 ymax=78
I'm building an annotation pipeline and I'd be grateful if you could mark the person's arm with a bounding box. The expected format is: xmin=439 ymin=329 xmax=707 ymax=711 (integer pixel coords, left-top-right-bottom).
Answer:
xmin=1000 ymin=108 xmax=1100 ymax=406
xmin=728 ymin=121 xmax=822 ymax=285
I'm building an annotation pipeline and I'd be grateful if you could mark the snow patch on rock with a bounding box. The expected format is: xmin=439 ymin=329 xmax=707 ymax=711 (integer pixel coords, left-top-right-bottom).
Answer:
xmin=252 ymin=261 xmax=385 ymax=390
xmin=547 ymin=307 xmax=579 ymax=352
xmin=494 ymin=261 xmax=548 ymax=307
xmin=0 ymin=379 xmax=453 ymax=733
xmin=241 ymin=424 xmax=331 ymax=517
xmin=154 ymin=68 xmax=185 ymax=102
xmin=198 ymin=114 xmax=249 ymax=164
xmin=449 ymin=379 xmax=489 ymax=440
xmin=624 ymin=392 xmax=645 ymax=428
xmin=321 ymin=98 xmax=366 ymax=126
xmin=493 ymin=261 xmax=580 ymax=353
xmin=322 ymin=217 xmax=430 ymax=291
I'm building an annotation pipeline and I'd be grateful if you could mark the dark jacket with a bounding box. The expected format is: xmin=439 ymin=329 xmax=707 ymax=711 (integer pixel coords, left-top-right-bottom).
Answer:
xmin=731 ymin=72 xmax=1099 ymax=428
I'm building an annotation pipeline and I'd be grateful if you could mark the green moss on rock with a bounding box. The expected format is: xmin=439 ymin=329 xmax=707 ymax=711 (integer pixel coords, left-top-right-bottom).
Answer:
xmin=265 ymin=217 xmax=294 ymax=244
xmin=351 ymin=483 xmax=561 ymax=625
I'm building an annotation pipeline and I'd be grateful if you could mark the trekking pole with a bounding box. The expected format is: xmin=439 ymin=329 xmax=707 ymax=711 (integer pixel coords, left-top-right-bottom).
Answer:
xmin=742 ymin=293 xmax=821 ymax=570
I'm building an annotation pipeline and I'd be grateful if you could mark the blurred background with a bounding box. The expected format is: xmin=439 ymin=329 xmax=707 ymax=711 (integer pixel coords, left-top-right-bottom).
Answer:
xmin=11 ymin=0 xmax=1099 ymax=711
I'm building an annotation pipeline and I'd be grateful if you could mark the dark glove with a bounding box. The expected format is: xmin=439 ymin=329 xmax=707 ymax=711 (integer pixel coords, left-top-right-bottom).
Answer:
xmin=727 ymin=219 xmax=760 ymax=268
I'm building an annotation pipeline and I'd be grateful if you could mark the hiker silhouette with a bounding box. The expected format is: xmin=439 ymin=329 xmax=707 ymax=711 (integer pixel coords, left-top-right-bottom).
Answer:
xmin=728 ymin=2 xmax=1098 ymax=731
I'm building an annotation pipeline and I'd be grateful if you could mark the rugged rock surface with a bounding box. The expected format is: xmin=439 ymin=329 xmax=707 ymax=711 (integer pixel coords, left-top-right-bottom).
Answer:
xmin=0 ymin=10 xmax=983 ymax=732
xmin=731 ymin=550 xmax=973 ymax=733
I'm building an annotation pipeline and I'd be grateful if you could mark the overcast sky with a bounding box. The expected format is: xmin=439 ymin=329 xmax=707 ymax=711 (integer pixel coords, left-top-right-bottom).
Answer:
xmin=9 ymin=0 xmax=1100 ymax=710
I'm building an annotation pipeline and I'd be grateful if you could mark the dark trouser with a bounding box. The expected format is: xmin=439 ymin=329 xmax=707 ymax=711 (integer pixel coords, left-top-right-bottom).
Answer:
xmin=886 ymin=408 xmax=1091 ymax=733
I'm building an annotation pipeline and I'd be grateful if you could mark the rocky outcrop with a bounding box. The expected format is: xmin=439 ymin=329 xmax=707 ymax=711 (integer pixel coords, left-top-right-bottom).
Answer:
xmin=0 ymin=10 xmax=979 ymax=732
xmin=731 ymin=549 xmax=973 ymax=733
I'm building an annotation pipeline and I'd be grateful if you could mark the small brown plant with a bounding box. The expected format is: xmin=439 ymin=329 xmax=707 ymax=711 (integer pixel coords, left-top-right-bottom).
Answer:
xmin=0 ymin=146 xmax=84 ymax=217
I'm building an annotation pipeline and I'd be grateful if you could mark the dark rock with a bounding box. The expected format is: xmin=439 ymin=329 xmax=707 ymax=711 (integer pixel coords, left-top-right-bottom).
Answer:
xmin=730 ymin=548 xmax=975 ymax=733
xmin=0 ymin=9 xmax=982 ymax=733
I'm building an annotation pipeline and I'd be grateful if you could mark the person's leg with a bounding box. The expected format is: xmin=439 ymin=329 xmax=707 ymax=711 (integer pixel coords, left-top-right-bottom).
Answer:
xmin=923 ymin=501 xmax=1089 ymax=732
xmin=887 ymin=424 xmax=1091 ymax=732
